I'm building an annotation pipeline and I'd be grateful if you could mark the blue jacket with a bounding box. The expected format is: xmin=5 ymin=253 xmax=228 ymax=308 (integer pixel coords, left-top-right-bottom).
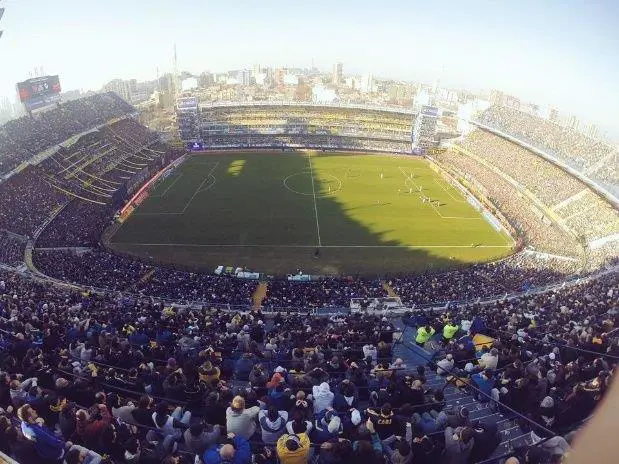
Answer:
xmin=470 ymin=317 xmax=486 ymax=336
xmin=267 ymin=389 xmax=288 ymax=411
xmin=21 ymin=422 xmax=65 ymax=460
xmin=471 ymin=373 xmax=495 ymax=402
xmin=203 ymin=436 xmax=251 ymax=464
xmin=234 ymin=358 xmax=254 ymax=381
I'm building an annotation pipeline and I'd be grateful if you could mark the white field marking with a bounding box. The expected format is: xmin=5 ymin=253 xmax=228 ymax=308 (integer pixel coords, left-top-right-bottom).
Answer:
xmin=133 ymin=212 xmax=184 ymax=216
xmin=283 ymin=171 xmax=342 ymax=197
xmin=307 ymin=153 xmax=322 ymax=246
xmin=433 ymin=178 xmax=466 ymax=203
xmin=109 ymin=242 xmax=513 ymax=249
xmin=160 ymin=173 xmax=184 ymax=197
xmin=196 ymin=175 xmax=216 ymax=194
xmin=399 ymin=166 xmax=480 ymax=220
xmin=181 ymin=162 xmax=219 ymax=213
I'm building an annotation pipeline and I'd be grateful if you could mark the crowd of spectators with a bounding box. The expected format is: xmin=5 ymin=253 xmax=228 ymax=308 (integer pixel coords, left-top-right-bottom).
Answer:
xmin=33 ymin=248 xmax=153 ymax=292
xmin=262 ymin=277 xmax=387 ymax=309
xmin=0 ymin=262 xmax=615 ymax=464
xmin=201 ymin=135 xmax=411 ymax=154
xmin=0 ymin=92 xmax=134 ymax=175
xmin=38 ymin=118 xmax=169 ymax=204
xmin=552 ymin=191 xmax=619 ymax=242
xmin=459 ymin=130 xmax=585 ymax=207
xmin=0 ymin=231 xmax=26 ymax=267
xmin=37 ymin=202 xmax=116 ymax=248
xmin=389 ymin=252 xmax=580 ymax=307
xmin=454 ymin=130 xmax=619 ymax=244
xmin=33 ymin=248 xmax=256 ymax=306
xmin=477 ymin=106 xmax=618 ymax=192
xmin=433 ymin=150 xmax=581 ymax=258
xmin=0 ymin=167 xmax=69 ymax=237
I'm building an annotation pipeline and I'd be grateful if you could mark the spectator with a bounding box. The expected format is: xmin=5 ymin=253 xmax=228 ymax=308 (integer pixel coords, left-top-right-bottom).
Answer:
xmin=226 ymin=396 xmax=260 ymax=439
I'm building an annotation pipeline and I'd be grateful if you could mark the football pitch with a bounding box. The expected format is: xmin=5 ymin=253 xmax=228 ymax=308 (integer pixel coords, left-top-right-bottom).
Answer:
xmin=106 ymin=151 xmax=514 ymax=275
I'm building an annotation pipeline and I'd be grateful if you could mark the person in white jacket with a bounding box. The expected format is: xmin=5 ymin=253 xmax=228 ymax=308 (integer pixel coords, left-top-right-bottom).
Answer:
xmin=479 ymin=348 xmax=499 ymax=371
xmin=312 ymin=382 xmax=334 ymax=414
xmin=436 ymin=354 xmax=455 ymax=376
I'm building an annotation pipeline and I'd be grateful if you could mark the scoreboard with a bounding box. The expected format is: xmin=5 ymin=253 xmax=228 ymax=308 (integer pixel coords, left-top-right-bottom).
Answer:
xmin=17 ymin=75 xmax=62 ymax=111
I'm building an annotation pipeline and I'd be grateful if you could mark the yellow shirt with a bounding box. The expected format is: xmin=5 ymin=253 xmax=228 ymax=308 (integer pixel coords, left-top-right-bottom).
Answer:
xmin=276 ymin=433 xmax=310 ymax=464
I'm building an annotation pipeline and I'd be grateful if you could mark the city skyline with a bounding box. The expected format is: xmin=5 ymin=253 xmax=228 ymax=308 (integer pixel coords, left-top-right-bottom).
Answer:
xmin=0 ymin=0 xmax=618 ymax=140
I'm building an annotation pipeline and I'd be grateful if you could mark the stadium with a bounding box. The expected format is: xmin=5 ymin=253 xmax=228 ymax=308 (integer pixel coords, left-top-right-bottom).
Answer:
xmin=0 ymin=82 xmax=617 ymax=463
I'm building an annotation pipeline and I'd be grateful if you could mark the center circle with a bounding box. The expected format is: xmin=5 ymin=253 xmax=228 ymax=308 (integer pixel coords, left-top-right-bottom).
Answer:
xmin=283 ymin=171 xmax=342 ymax=197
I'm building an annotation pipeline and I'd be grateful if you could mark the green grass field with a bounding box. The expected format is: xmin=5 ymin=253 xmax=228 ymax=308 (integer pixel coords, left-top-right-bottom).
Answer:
xmin=106 ymin=151 xmax=514 ymax=275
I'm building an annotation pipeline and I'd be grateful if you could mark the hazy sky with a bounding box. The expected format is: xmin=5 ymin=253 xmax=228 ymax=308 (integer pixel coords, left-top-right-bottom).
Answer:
xmin=1 ymin=0 xmax=618 ymax=137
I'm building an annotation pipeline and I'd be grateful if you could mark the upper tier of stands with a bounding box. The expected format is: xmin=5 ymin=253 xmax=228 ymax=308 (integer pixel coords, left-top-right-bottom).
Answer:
xmin=452 ymin=129 xmax=618 ymax=247
xmin=476 ymin=106 xmax=618 ymax=196
xmin=198 ymin=105 xmax=415 ymax=145
xmin=0 ymin=92 xmax=134 ymax=176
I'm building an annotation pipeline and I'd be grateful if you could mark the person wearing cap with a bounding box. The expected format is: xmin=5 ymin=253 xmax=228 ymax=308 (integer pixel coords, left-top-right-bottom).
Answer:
xmin=226 ymin=395 xmax=260 ymax=439
xmin=203 ymin=433 xmax=251 ymax=464
xmin=276 ymin=431 xmax=311 ymax=464
xmin=415 ymin=325 xmax=435 ymax=346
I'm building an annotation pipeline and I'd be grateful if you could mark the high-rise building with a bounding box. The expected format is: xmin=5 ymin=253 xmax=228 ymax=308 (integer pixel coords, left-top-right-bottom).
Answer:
xmin=489 ymin=89 xmax=504 ymax=106
xmin=252 ymin=64 xmax=262 ymax=78
xmin=549 ymin=107 xmax=559 ymax=122
xmin=360 ymin=73 xmax=374 ymax=93
xmin=567 ymin=115 xmax=579 ymax=130
xmin=103 ymin=79 xmax=132 ymax=102
xmin=332 ymin=62 xmax=343 ymax=85
xmin=587 ymin=124 xmax=598 ymax=139
xmin=238 ymin=69 xmax=252 ymax=86
xmin=199 ymin=72 xmax=214 ymax=88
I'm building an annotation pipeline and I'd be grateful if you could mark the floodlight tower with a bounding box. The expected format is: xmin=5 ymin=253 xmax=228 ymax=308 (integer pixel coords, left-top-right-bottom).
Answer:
xmin=173 ymin=43 xmax=180 ymax=102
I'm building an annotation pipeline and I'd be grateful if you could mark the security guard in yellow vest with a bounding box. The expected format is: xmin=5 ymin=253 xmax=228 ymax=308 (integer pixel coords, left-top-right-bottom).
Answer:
xmin=415 ymin=325 xmax=435 ymax=346
xmin=443 ymin=321 xmax=459 ymax=341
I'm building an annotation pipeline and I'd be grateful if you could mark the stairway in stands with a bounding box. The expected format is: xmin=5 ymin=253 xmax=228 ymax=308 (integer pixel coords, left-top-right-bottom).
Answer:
xmin=391 ymin=318 xmax=534 ymax=462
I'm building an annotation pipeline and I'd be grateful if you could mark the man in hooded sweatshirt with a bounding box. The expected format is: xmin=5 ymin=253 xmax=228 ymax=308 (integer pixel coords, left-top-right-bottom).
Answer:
xmin=312 ymin=382 xmax=334 ymax=414
xmin=258 ymin=405 xmax=288 ymax=444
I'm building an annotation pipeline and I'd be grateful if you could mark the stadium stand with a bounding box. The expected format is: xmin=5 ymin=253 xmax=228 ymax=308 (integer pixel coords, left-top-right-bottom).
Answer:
xmin=0 ymin=92 xmax=134 ymax=176
xmin=196 ymin=103 xmax=415 ymax=153
xmin=434 ymin=129 xmax=618 ymax=264
xmin=477 ymin=106 xmax=619 ymax=194
xmin=0 ymin=96 xmax=616 ymax=463
xmin=0 ymin=267 xmax=616 ymax=464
